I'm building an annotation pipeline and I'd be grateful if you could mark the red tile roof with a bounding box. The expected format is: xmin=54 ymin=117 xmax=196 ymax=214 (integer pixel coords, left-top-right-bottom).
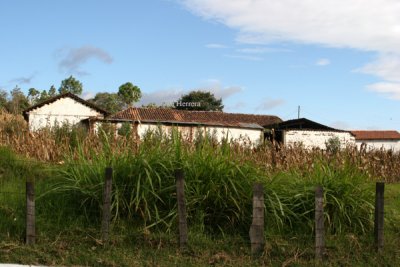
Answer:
xmin=108 ymin=108 xmax=282 ymax=129
xmin=350 ymin=130 xmax=400 ymax=140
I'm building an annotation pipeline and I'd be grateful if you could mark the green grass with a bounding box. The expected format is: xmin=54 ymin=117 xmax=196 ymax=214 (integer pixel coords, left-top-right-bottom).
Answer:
xmin=1 ymin=139 xmax=400 ymax=266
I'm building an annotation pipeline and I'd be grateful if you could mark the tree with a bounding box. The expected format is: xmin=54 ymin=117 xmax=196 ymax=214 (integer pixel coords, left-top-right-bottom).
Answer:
xmin=141 ymin=102 xmax=174 ymax=109
xmin=88 ymin=92 xmax=125 ymax=114
xmin=0 ymin=90 xmax=8 ymax=110
xmin=175 ymin=90 xmax=223 ymax=111
xmin=37 ymin=90 xmax=49 ymax=102
xmin=7 ymin=86 xmax=29 ymax=114
xmin=59 ymin=75 xmax=83 ymax=95
xmin=48 ymin=85 xmax=57 ymax=97
xmin=117 ymin=82 xmax=142 ymax=107
xmin=28 ymin=88 xmax=40 ymax=105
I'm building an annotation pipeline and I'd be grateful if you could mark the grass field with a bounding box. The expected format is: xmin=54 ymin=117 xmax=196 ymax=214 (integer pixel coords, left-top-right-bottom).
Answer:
xmin=0 ymin=120 xmax=399 ymax=266
xmin=0 ymin=141 xmax=399 ymax=266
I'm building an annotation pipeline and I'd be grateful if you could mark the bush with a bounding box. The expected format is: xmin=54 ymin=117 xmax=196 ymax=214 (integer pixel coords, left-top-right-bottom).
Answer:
xmin=326 ymin=136 xmax=341 ymax=153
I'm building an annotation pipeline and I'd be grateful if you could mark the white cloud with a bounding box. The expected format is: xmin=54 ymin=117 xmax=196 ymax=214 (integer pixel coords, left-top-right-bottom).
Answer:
xmin=205 ymin=43 xmax=228 ymax=49
xmin=256 ymin=98 xmax=285 ymax=111
xmin=366 ymin=82 xmax=400 ymax=100
xmin=357 ymin=53 xmax=400 ymax=82
xmin=330 ymin=121 xmax=351 ymax=130
xmin=223 ymin=54 xmax=263 ymax=61
xmin=139 ymin=80 xmax=243 ymax=106
xmin=81 ymin=91 xmax=95 ymax=100
xmin=316 ymin=58 xmax=331 ymax=66
xmin=356 ymin=53 xmax=400 ymax=99
xmin=200 ymin=79 xmax=243 ymax=99
xmin=181 ymin=0 xmax=400 ymax=99
xmin=140 ymin=89 xmax=184 ymax=106
xmin=237 ymin=47 xmax=292 ymax=54
xmin=182 ymin=0 xmax=400 ymax=52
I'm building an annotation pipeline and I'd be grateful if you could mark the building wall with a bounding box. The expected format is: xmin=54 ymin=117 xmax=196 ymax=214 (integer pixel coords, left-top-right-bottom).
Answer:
xmin=27 ymin=98 xmax=104 ymax=131
xmin=124 ymin=123 xmax=263 ymax=146
xmin=284 ymin=130 xmax=355 ymax=149
xmin=355 ymin=140 xmax=400 ymax=152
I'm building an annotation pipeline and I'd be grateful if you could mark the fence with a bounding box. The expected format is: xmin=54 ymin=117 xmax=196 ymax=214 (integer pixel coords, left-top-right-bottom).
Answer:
xmin=0 ymin=163 xmax=389 ymax=262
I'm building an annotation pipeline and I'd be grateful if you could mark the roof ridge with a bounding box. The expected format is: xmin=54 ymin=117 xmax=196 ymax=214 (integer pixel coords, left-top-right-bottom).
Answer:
xmin=23 ymin=92 xmax=109 ymax=118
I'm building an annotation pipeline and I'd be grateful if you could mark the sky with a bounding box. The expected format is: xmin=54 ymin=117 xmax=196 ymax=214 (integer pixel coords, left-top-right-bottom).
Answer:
xmin=1 ymin=0 xmax=400 ymax=130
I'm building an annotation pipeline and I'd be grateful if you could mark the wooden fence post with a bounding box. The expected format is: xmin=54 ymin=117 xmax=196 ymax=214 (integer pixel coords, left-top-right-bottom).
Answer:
xmin=315 ymin=185 xmax=325 ymax=261
xmin=175 ymin=169 xmax=188 ymax=250
xmin=249 ymin=183 xmax=265 ymax=256
xmin=374 ymin=182 xmax=385 ymax=251
xmin=26 ymin=181 xmax=35 ymax=245
xmin=101 ymin=167 xmax=113 ymax=243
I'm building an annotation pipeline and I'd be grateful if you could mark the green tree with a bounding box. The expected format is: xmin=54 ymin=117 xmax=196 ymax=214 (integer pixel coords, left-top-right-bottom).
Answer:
xmin=7 ymin=86 xmax=29 ymax=114
xmin=141 ymin=102 xmax=174 ymax=109
xmin=48 ymin=85 xmax=57 ymax=97
xmin=325 ymin=136 xmax=341 ymax=154
xmin=28 ymin=88 xmax=40 ymax=105
xmin=175 ymin=90 xmax=223 ymax=111
xmin=117 ymin=82 xmax=142 ymax=107
xmin=88 ymin=92 xmax=124 ymax=114
xmin=0 ymin=90 xmax=8 ymax=110
xmin=37 ymin=90 xmax=49 ymax=102
xmin=59 ymin=75 xmax=83 ymax=95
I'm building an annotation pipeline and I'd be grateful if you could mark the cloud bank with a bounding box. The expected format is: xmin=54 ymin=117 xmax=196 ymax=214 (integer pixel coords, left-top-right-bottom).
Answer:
xmin=182 ymin=0 xmax=400 ymax=99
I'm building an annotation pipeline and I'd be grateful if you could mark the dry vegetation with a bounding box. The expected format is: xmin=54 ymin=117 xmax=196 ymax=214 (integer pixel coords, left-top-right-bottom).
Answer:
xmin=2 ymin=111 xmax=400 ymax=266
xmin=1 ymin=111 xmax=399 ymax=182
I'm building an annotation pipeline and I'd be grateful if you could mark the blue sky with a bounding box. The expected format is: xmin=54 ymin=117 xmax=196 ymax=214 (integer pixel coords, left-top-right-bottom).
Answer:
xmin=1 ymin=0 xmax=400 ymax=130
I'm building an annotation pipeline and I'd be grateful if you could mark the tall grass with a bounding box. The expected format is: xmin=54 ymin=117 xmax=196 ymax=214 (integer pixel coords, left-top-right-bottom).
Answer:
xmin=39 ymin=130 xmax=374 ymax=237
xmin=0 ymin=146 xmax=46 ymax=238
xmin=1 ymin=111 xmax=399 ymax=182
xmin=0 ymin=112 xmax=385 ymax=237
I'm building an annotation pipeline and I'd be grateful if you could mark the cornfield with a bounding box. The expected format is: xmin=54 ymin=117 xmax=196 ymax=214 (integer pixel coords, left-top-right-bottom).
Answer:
xmin=1 ymin=112 xmax=399 ymax=182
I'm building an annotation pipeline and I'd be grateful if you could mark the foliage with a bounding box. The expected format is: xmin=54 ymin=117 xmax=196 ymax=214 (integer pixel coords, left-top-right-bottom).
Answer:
xmin=59 ymin=75 xmax=83 ymax=95
xmin=37 ymin=85 xmax=57 ymax=103
xmin=175 ymin=90 xmax=224 ymax=111
xmin=88 ymin=92 xmax=124 ymax=113
xmin=6 ymin=86 xmax=29 ymax=114
xmin=326 ymin=136 xmax=341 ymax=153
xmin=141 ymin=102 xmax=174 ymax=109
xmin=0 ymin=129 xmax=399 ymax=266
xmin=118 ymin=82 xmax=142 ymax=107
xmin=0 ymin=90 xmax=7 ymax=109
xmin=117 ymin=122 xmax=132 ymax=136
xmin=40 ymin=131 xmax=374 ymax=237
xmin=48 ymin=85 xmax=57 ymax=97
xmin=27 ymin=88 xmax=40 ymax=105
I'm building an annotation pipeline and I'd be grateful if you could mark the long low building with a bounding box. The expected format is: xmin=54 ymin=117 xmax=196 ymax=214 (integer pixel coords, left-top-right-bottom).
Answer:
xmin=88 ymin=107 xmax=282 ymax=146
xmin=350 ymin=130 xmax=400 ymax=152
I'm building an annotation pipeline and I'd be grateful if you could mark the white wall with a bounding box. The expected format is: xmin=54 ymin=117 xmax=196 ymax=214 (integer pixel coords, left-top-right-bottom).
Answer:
xmin=27 ymin=97 xmax=104 ymax=131
xmin=118 ymin=123 xmax=263 ymax=146
xmin=355 ymin=140 xmax=400 ymax=152
xmin=284 ymin=130 xmax=355 ymax=149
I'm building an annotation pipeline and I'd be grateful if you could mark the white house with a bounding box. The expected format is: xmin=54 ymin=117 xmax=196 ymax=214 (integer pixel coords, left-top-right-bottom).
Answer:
xmin=351 ymin=130 xmax=400 ymax=152
xmin=265 ymin=118 xmax=355 ymax=149
xmin=23 ymin=92 xmax=109 ymax=131
xmin=90 ymin=107 xmax=282 ymax=146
